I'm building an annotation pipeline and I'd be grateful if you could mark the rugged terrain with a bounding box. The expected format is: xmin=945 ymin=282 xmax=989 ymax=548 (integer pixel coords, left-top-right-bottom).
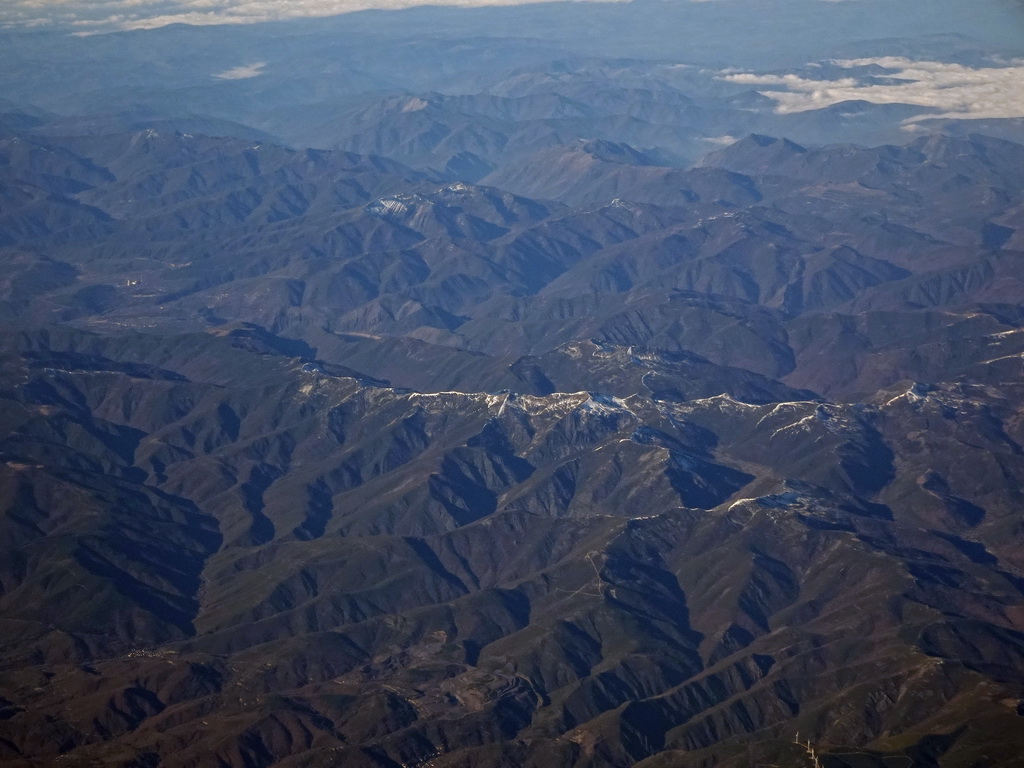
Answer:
xmin=2 ymin=2 xmax=1024 ymax=766
xmin=0 ymin=120 xmax=1023 ymax=767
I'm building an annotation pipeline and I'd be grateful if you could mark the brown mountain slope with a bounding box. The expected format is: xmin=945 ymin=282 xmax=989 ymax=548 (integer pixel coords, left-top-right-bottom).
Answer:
xmin=0 ymin=332 xmax=1022 ymax=767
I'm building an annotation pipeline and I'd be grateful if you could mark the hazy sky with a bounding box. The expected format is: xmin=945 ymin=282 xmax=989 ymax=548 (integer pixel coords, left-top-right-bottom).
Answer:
xmin=0 ymin=0 xmax=627 ymax=30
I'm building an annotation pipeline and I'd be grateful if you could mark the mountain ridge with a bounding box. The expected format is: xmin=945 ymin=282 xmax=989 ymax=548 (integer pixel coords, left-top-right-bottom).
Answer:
xmin=2 ymin=14 xmax=1024 ymax=761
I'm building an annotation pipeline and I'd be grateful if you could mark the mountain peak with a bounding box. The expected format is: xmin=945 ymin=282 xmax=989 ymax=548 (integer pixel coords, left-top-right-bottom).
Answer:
xmin=575 ymin=138 xmax=655 ymax=166
xmin=701 ymin=134 xmax=807 ymax=173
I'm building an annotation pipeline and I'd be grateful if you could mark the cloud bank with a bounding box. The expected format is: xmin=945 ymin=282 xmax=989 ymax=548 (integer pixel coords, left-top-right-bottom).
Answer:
xmin=720 ymin=57 xmax=1024 ymax=123
xmin=0 ymin=0 xmax=624 ymax=31
xmin=213 ymin=61 xmax=267 ymax=79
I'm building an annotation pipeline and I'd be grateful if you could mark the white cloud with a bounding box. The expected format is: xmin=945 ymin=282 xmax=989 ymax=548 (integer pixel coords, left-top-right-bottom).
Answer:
xmin=213 ymin=61 xmax=266 ymax=79
xmin=0 ymin=0 xmax=628 ymax=31
xmin=719 ymin=57 xmax=1024 ymax=123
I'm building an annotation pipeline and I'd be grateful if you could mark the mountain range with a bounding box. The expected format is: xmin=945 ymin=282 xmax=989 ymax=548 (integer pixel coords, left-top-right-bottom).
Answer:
xmin=2 ymin=2 xmax=1024 ymax=766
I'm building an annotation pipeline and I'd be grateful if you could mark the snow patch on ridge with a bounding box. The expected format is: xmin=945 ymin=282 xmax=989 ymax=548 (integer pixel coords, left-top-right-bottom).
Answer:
xmin=366 ymin=197 xmax=412 ymax=217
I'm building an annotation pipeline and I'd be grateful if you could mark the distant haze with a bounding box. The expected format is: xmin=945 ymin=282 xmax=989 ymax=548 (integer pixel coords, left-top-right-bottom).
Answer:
xmin=0 ymin=0 xmax=627 ymax=31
